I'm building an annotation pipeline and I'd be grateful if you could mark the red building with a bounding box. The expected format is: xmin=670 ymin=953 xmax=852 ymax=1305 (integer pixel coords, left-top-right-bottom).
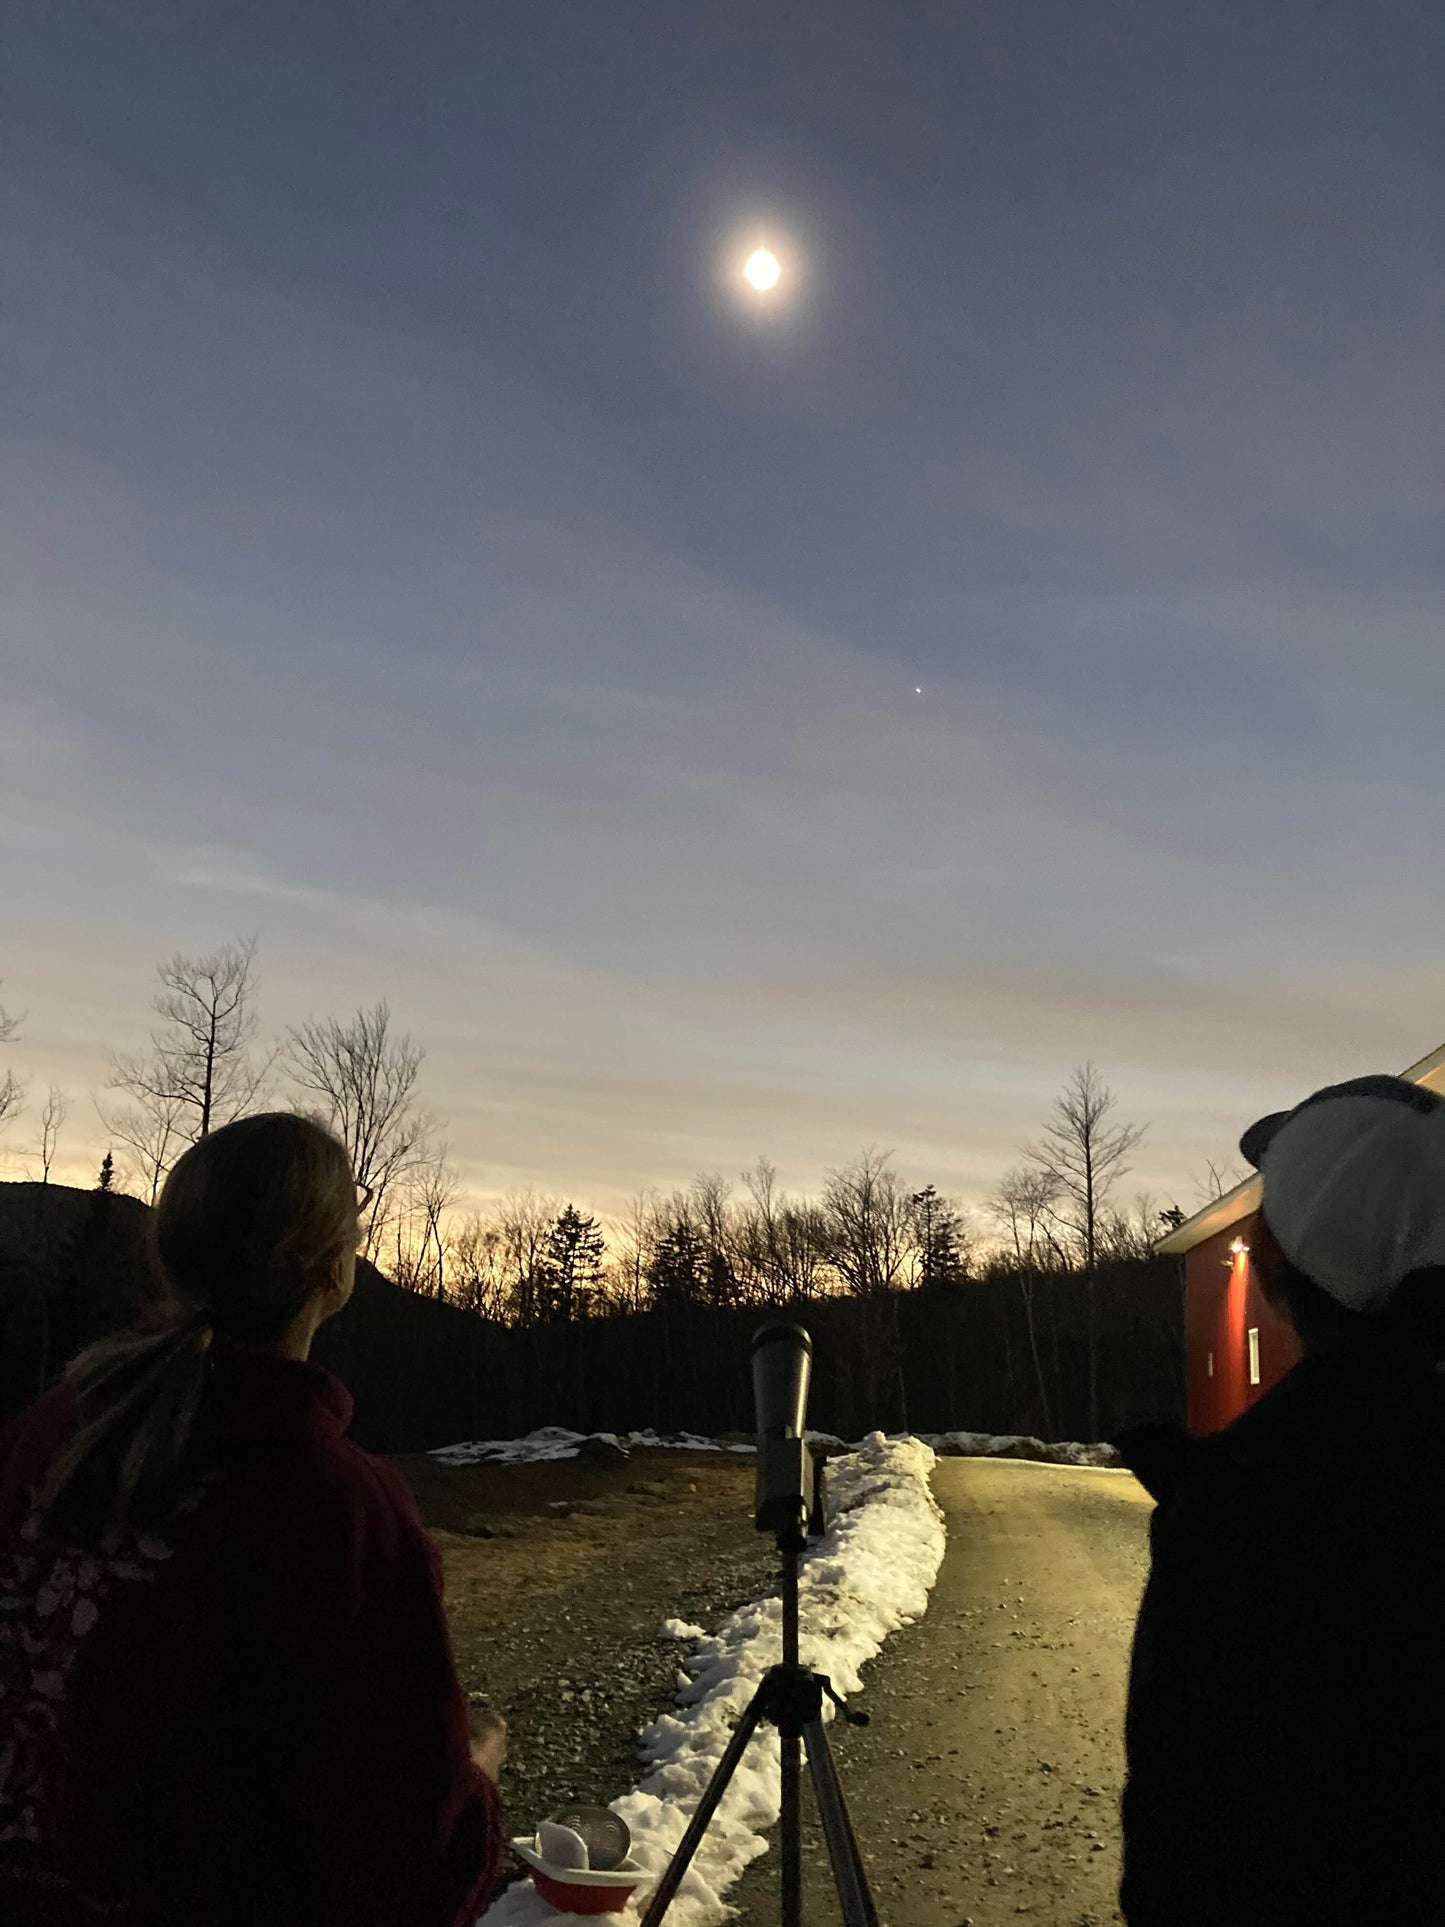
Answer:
xmin=1156 ymin=1042 xmax=1445 ymax=1434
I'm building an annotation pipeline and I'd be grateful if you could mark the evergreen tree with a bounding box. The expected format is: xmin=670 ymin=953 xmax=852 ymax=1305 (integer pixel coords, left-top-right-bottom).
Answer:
xmin=647 ymin=1221 xmax=708 ymax=1308
xmin=703 ymin=1248 xmax=734 ymax=1309
xmin=909 ymin=1184 xmax=968 ymax=1287
xmin=538 ymin=1204 xmax=606 ymax=1322
xmin=97 ymin=1151 xmax=114 ymax=1193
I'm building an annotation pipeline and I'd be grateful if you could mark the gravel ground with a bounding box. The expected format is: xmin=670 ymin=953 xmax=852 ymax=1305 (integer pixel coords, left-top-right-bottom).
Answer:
xmin=391 ymin=1443 xmax=778 ymax=1854
xmin=496 ymin=1538 xmax=778 ymax=1832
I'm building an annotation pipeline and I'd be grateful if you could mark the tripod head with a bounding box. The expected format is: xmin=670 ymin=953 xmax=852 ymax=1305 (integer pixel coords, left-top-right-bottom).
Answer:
xmin=752 ymin=1323 xmax=826 ymax=1551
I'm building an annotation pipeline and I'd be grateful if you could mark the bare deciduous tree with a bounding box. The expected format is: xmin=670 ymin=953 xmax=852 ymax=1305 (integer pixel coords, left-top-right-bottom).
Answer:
xmin=1024 ymin=1063 xmax=1147 ymax=1438
xmin=987 ymin=1165 xmax=1067 ymax=1437
xmin=733 ymin=1158 xmax=834 ymax=1305
xmin=774 ymin=1198 xmax=833 ymax=1301
xmin=988 ymin=1166 xmax=1066 ymax=1271
xmin=284 ymin=1001 xmax=429 ymax=1256
xmin=95 ymin=1088 xmax=187 ymax=1204
xmin=30 ymin=1085 xmax=69 ymax=1183
xmin=689 ymin=1171 xmax=739 ymax=1307
xmin=110 ymin=938 xmax=271 ymax=1148
xmin=608 ymin=1189 xmax=662 ymax=1315
xmin=1098 ymin=1191 xmax=1165 ymax=1263
xmin=494 ymin=1189 xmax=561 ymax=1326
xmin=0 ymin=989 xmax=26 ymax=1133
xmin=1024 ymin=1065 xmax=1146 ymax=1274
xmin=413 ymin=1149 xmax=460 ymax=1298
xmin=1193 ymin=1158 xmax=1248 ymax=1204
xmin=735 ymin=1157 xmax=784 ymax=1304
xmin=386 ymin=1146 xmax=461 ymax=1296
xmin=447 ymin=1213 xmax=510 ymax=1321
xmin=820 ymin=1147 xmax=913 ymax=1297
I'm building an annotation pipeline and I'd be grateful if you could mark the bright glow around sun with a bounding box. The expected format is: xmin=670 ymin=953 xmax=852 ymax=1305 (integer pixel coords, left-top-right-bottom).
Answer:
xmin=744 ymin=247 xmax=781 ymax=291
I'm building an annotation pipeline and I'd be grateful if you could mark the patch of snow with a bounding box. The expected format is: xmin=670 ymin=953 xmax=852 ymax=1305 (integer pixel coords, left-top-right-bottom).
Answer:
xmin=432 ymin=1428 xmax=758 ymax=1469
xmin=478 ymin=1431 xmax=944 ymax=1927
xmin=918 ymin=1429 xmax=1124 ymax=1469
xmin=660 ymin=1619 xmax=708 ymax=1641
xmin=433 ymin=1427 xmax=590 ymax=1467
xmin=625 ymin=1429 xmax=725 ymax=1454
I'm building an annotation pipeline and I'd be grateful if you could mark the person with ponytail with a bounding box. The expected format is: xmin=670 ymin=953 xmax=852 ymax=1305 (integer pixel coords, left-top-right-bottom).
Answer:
xmin=0 ymin=1112 xmax=506 ymax=1925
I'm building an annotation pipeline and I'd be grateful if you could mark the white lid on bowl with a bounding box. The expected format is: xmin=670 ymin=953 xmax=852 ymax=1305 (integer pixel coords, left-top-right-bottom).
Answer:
xmin=511 ymin=1838 xmax=648 ymax=1888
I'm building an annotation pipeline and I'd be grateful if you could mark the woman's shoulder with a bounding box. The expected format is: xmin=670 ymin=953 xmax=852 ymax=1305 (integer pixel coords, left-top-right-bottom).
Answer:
xmin=314 ymin=1433 xmax=424 ymax=1525
xmin=282 ymin=1430 xmax=433 ymax=1572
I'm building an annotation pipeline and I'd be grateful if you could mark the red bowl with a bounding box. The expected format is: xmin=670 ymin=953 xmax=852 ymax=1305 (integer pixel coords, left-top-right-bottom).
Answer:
xmin=531 ymin=1867 xmax=644 ymax=1915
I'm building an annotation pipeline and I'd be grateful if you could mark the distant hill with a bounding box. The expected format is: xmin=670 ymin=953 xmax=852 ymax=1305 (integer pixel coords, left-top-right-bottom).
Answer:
xmin=0 ymin=1180 xmax=504 ymax=1452
xmin=0 ymin=1181 xmax=159 ymax=1424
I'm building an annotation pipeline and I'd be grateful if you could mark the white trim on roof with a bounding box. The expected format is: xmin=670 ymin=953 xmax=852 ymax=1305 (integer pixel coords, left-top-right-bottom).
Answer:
xmin=1155 ymin=1040 xmax=1445 ymax=1257
xmin=1156 ymin=1172 xmax=1260 ymax=1255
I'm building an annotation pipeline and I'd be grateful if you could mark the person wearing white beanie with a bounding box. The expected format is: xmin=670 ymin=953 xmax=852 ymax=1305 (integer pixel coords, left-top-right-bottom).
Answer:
xmin=1121 ymin=1074 xmax=1445 ymax=1927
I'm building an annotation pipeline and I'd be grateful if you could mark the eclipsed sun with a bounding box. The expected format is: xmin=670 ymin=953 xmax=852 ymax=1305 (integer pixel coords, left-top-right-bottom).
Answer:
xmin=743 ymin=248 xmax=781 ymax=292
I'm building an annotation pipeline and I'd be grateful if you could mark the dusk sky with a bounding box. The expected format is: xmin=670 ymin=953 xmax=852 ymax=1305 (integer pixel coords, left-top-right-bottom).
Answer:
xmin=5 ymin=1 xmax=1444 ymax=1219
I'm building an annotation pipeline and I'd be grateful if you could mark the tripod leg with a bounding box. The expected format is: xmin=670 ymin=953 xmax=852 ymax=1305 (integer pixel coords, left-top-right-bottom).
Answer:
xmin=639 ymin=1692 xmax=768 ymax=1927
xmin=781 ymin=1729 xmax=802 ymax=1927
xmin=801 ymin=1718 xmax=879 ymax=1927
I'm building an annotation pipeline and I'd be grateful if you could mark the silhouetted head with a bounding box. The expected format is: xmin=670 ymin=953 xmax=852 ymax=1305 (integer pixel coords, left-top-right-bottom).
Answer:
xmin=41 ymin=1112 xmax=360 ymax=1531
xmin=1240 ymin=1076 xmax=1445 ymax=1357
xmin=154 ymin=1111 xmax=360 ymax=1345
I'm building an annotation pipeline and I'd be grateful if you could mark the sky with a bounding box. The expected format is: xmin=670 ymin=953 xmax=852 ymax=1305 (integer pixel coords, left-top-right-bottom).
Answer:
xmin=4 ymin=0 xmax=1444 ymax=1222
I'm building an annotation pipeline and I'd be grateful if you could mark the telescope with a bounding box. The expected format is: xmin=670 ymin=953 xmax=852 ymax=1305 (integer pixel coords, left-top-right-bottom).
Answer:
xmin=642 ymin=1324 xmax=877 ymax=1927
xmin=752 ymin=1322 xmax=827 ymax=1545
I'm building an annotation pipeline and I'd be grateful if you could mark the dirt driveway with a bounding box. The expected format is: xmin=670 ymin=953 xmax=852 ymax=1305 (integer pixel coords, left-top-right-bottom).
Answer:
xmin=724 ymin=1458 xmax=1154 ymax=1927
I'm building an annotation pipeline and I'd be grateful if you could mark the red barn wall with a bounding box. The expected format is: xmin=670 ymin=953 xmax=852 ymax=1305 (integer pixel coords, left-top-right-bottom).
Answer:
xmin=1185 ymin=1219 xmax=1298 ymax=1434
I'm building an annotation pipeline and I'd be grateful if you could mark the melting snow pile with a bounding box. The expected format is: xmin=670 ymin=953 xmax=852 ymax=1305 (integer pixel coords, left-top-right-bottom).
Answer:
xmin=478 ymin=1431 xmax=944 ymax=1927
xmin=919 ymin=1429 xmax=1123 ymax=1469
xmin=432 ymin=1427 xmax=755 ymax=1468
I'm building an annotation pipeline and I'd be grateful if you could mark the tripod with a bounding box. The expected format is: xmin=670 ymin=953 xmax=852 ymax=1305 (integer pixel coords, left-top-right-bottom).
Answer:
xmin=639 ymin=1525 xmax=879 ymax=1927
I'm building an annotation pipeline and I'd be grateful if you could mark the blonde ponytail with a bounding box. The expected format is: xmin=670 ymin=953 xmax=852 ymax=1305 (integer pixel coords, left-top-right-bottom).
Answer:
xmin=37 ymin=1313 xmax=215 ymax=1531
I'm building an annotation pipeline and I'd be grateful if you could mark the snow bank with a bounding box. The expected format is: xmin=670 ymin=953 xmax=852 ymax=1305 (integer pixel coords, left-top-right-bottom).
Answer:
xmin=478 ymin=1431 xmax=944 ymax=1927
xmin=432 ymin=1427 xmax=755 ymax=1468
xmin=918 ymin=1428 xmax=1124 ymax=1469
xmin=431 ymin=1425 xmax=1120 ymax=1472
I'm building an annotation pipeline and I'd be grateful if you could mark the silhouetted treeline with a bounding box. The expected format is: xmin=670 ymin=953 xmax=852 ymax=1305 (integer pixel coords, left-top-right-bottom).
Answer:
xmin=422 ymin=1258 xmax=1184 ymax=1447
xmin=1 ymin=1181 xmax=1183 ymax=1452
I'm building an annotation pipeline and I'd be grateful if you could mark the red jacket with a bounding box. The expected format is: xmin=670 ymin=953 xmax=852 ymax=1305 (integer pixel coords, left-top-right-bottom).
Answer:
xmin=0 ymin=1337 xmax=504 ymax=1925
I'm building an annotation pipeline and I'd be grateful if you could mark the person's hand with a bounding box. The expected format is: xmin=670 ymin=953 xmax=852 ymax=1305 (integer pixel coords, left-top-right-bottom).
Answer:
xmin=468 ymin=1707 xmax=507 ymax=1783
